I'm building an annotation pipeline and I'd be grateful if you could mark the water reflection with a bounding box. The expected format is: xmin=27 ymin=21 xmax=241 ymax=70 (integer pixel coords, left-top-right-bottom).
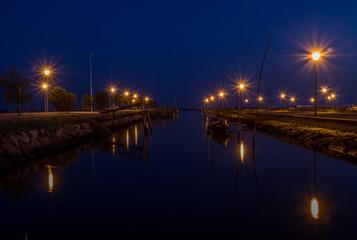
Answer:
xmin=0 ymin=122 xmax=155 ymax=202
xmin=126 ymin=129 xmax=129 ymax=151
xmin=311 ymin=150 xmax=319 ymax=220
xmin=135 ymin=124 xmax=138 ymax=146
xmin=240 ymin=141 xmax=244 ymax=162
xmin=46 ymin=165 xmax=54 ymax=193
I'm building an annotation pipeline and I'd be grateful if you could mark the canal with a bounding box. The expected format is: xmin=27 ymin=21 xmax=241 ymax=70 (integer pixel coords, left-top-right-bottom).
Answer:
xmin=0 ymin=111 xmax=357 ymax=239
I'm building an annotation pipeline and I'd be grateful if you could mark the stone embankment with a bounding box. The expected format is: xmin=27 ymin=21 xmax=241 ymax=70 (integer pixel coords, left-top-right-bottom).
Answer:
xmin=0 ymin=110 xmax=161 ymax=167
xmin=208 ymin=111 xmax=357 ymax=159
xmin=254 ymin=120 xmax=357 ymax=158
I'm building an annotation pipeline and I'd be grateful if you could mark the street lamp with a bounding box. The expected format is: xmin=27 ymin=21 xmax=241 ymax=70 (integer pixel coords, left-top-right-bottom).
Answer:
xmin=258 ymin=97 xmax=263 ymax=109
xmin=125 ymin=91 xmax=129 ymax=96
xmin=110 ymin=88 xmax=115 ymax=109
xmin=280 ymin=93 xmax=286 ymax=110
xmin=321 ymin=88 xmax=328 ymax=109
xmin=312 ymin=52 xmax=321 ymax=117
xmin=42 ymin=83 xmax=49 ymax=112
xmin=238 ymin=83 xmax=245 ymax=109
xmin=204 ymin=98 xmax=209 ymax=113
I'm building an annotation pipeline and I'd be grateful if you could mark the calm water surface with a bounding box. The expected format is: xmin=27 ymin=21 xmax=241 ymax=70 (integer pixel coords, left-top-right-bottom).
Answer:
xmin=1 ymin=111 xmax=357 ymax=239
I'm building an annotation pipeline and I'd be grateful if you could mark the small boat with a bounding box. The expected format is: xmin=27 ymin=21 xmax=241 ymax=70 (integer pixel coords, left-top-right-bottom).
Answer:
xmin=208 ymin=118 xmax=231 ymax=131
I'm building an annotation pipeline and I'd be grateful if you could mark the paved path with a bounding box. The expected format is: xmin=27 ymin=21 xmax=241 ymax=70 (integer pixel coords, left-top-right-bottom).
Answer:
xmin=0 ymin=111 xmax=99 ymax=120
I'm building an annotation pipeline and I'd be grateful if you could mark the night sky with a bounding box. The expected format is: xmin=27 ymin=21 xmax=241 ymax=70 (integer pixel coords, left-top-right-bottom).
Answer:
xmin=1 ymin=0 xmax=357 ymax=109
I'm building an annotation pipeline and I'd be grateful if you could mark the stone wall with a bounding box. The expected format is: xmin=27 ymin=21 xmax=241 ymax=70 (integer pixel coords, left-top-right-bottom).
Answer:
xmin=0 ymin=111 xmax=160 ymax=168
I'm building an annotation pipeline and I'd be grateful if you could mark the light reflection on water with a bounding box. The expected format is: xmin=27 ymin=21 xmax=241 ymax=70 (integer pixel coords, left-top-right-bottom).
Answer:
xmin=0 ymin=111 xmax=357 ymax=239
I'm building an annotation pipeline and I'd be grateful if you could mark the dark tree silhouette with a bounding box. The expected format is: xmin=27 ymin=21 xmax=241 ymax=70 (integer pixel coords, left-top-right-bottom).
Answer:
xmin=0 ymin=66 xmax=32 ymax=115
xmin=49 ymin=87 xmax=77 ymax=112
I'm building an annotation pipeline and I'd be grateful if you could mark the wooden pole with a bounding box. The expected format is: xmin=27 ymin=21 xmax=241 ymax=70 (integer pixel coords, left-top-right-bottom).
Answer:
xmin=253 ymin=33 xmax=271 ymax=145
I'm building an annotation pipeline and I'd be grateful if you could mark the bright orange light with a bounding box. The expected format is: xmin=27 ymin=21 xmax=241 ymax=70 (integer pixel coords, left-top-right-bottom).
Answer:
xmin=239 ymin=84 xmax=245 ymax=89
xmin=322 ymin=88 xmax=327 ymax=93
xmin=219 ymin=92 xmax=224 ymax=97
xmin=145 ymin=97 xmax=149 ymax=101
xmin=132 ymin=99 xmax=135 ymax=102
xmin=210 ymin=96 xmax=214 ymax=101
xmin=205 ymin=98 xmax=209 ymax=103
xmin=258 ymin=97 xmax=263 ymax=101
xmin=312 ymin=52 xmax=321 ymax=61
xmin=281 ymin=94 xmax=285 ymax=98
xmin=311 ymin=98 xmax=315 ymax=102
xmin=328 ymin=96 xmax=331 ymax=100
xmin=134 ymin=94 xmax=137 ymax=98
xmin=291 ymin=98 xmax=295 ymax=102
xmin=331 ymin=94 xmax=335 ymax=98
xmin=245 ymin=99 xmax=248 ymax=103
xmin=44 ymin=69 xmax=51 ymax=76
xmin=111 ymin=88 xmax=115 ymax=92
xmin=42 ymin=84 xmax=47 ymax=89
xmin=125 ymin=91 xmax=129 ymax=96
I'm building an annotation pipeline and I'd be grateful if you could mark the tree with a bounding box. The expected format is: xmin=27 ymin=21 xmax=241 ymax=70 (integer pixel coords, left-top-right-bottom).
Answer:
xmin=49 ymin=87 xmax=77 ymax=112
xmin=0 ymin=66 xmax=32 ymax=115
xmin=95 ymin=90 xmax=109 ymax=110
xmin=81 ymin=94 xmax=92 ymax=111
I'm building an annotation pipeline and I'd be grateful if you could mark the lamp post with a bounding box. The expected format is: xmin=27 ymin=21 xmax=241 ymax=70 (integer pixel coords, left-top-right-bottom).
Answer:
xmin=290 ymin=97 xmax=295 ymax=109
xmin=111 ymin=88 xmax=115 ymax=109
xmin=258 ymin=97 xmax=263 ymax=109
xmin=312 ymin=52 xmax=321 ymax=117
xmin=239 ymin=83 xmax=245 ymax=110
xmin=205 ymin=98 xmax=209 ymax=114
xmin=88 ymin=53 xmax=93 ymax=112
xmin=281 ymin=94 xmax=286 ymax=110
xmin=322 ymin=88 xmax=327 ymax=110
xmin=43 ymin=68 xmax=51 ymax=112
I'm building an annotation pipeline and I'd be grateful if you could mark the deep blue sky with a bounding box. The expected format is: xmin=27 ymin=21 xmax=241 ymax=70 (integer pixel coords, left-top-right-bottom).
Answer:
xmin=1 ymin=0 xmax=357 ymax=109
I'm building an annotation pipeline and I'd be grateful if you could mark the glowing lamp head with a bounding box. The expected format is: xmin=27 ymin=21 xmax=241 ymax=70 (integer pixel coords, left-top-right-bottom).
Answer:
xmin=281 ymin=94 xmax=285 ymax=98
xmin=219 ymin=92 xmax=224 ymax=97
xmin=245 ymin=99 xmax=248 ymax=103
xmin=132 ymin=99 xmax=135 ymax=102
xmin=44 ymin=69 xmax=50 ymax=76
xmin=210 ymin=96 xmax=214 ymax=101
xmin=134 ymin=94 xmax=137 ymax=98
xmin=328 ymin=96 xmax=331 ymax=100
xmin=258 ymin=97 xmax=263 ymax=101
xmin=312 ymin=52 xmax=321 ymax=61
xmin=42 ymin=84 xmax=47 ymax=89
xmin=322 ymin=88 xmax=327 ymax=93
xmin=331 ymin=94 xmax=335 ymax=98
xmin=111 ymin=88 xmax=115 ymax=93
xmin=239 ymin=84 xmax=244 ymax=89
xmin=311 ymin=98 xmax=315 ymax=102
xmin=291 ymin=98 xmax=295 ymax=102
xmin=205 ymin=98 xmax=209 ymax=103
xmin=145 ymin=97 xmax=149 ymax=101
xmin=125 ymin=91 xmax=129 ymax=96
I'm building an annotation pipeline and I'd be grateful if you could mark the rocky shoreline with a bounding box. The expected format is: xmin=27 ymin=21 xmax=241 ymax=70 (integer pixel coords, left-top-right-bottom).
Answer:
xmin=209 ymin=112 xmax=357 ymax=159
xmin=0 ymin=112 xmax=160 ymax=168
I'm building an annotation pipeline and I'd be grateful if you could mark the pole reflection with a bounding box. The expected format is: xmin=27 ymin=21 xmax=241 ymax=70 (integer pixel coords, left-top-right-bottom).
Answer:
xmin=240 ymin=141 xmax=244 ymax=162
xmin=135 ymin=125 xmax=138 ymax=146
xmin=112 ymin=135 xmax=116 ymax=155
xmin=126 ymin=129 xmax=129 ymax=151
